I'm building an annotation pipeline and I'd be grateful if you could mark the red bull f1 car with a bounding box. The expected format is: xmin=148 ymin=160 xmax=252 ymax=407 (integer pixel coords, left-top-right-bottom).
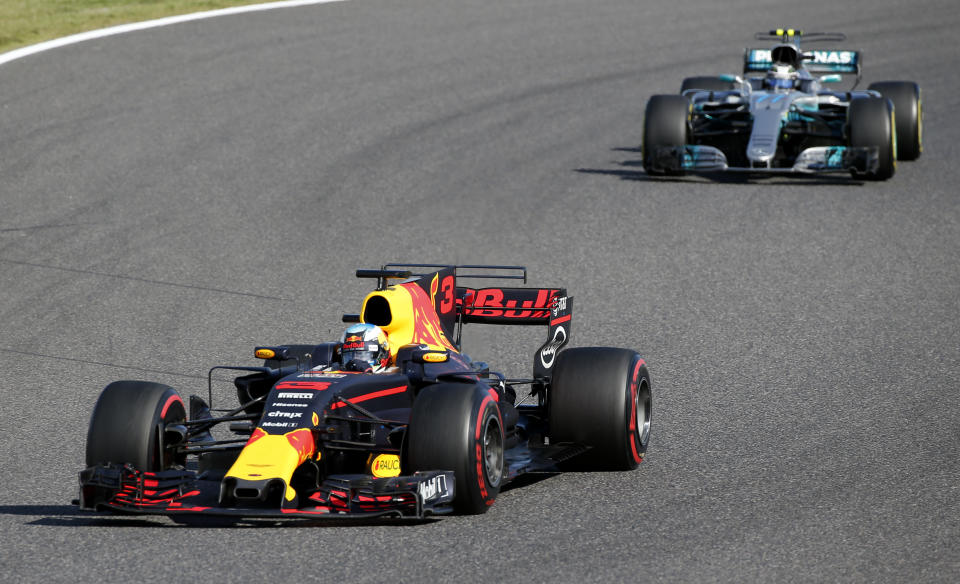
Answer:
xmin=643 ymin=29 xmax=923 ymax=180
xmin=77 ymin=264 xmax=652 ymax=521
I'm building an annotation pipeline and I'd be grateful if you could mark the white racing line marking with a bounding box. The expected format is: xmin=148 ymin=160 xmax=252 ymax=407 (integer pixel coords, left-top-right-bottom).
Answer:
xmin=0 ymin=0 xmax=348 ymax=67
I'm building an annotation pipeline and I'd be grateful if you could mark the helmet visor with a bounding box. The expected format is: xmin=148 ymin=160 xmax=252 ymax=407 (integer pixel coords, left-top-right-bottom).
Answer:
xmin=342 ymin=348 xmax=379 ymax=365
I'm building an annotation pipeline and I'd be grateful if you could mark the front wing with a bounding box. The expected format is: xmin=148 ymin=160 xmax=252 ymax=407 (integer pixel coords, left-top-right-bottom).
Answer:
xmin=645 ymin=145 xmax=880 ymax=175
xmin=78 ymin=464 xmax=455 ymax=521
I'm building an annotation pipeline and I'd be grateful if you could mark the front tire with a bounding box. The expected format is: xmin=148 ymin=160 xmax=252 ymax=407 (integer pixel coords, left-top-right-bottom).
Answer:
xmin=868 ymin=81 xmax=922 ymax=161
xmin=549 ymin=348 xmax=651 ymax=470
xmin=643 ymin=94 xmax=690 ymax=176
xmin=86 ymin=380 xmax=186 ymax=471
xmin=406 ymin=383 xmax=504 ymax=514
xmin=848 ymin=97 xmax=896 ymax=181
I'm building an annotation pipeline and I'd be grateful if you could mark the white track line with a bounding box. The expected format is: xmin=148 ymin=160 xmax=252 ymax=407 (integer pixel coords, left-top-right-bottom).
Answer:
xmin=0 ymin=0 xmax=348 ymax=67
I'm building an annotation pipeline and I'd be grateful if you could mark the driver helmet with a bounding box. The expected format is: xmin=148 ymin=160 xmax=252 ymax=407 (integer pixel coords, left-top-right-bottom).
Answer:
xmin=339 ymin=323 xmax=390 ymax=372
xmin=764 ymin=64 xmax=797 ymax=90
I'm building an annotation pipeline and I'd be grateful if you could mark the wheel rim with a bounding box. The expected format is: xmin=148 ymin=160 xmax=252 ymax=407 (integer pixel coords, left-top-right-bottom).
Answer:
xmin=635 ymin=381 xmax=651 ymax=448
xmin=482 ymin=417 xmax=503 ymax=488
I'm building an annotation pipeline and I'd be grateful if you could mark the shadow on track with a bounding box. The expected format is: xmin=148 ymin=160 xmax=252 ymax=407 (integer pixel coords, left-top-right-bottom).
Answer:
xmin=500 ymin=472 xmax=557 ymax=494
xmin=1 ymin=504 xmax=443 ymax=529
xmin=0 ymin=504 xmax=167 ymax=528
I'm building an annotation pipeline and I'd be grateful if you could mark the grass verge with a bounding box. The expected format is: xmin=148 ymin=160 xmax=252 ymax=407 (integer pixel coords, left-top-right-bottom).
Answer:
xmin=0 ymin=0 xmax=280 ymax=54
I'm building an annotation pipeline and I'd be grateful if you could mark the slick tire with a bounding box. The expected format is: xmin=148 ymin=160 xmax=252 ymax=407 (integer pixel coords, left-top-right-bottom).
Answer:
xmin=680 ymin=76 xmax=736 ymax=94
xmin=643 ymin=94 xmax=690 ymax=176
xmin=549 ymin=348 xmax=651 ymax=471
xmin=848 ymin=97 xmax=896 ymax=181
xmin=868 ymin=81 xmax=923 ymax=161
xmin=406 ymin=383 xmax=504 ymax=514
xmin=86 ymin=380 xmax=187 ymax=471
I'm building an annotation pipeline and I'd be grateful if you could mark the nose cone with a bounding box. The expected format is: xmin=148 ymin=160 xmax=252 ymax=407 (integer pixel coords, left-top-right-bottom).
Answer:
xmin=221 ymin=428 xmax=315 ymax=506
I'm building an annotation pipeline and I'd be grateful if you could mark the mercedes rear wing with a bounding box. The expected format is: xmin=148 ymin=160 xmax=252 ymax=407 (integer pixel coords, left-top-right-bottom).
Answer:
xmin=743 ymin=47 xmax=861 ymax=75
xmin=744 ymin=29 xmax=860 ymax=78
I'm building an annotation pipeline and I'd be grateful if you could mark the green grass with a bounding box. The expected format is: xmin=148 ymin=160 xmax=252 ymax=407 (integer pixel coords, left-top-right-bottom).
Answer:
xmin=0 ymin=0 xmax=283 ymax=53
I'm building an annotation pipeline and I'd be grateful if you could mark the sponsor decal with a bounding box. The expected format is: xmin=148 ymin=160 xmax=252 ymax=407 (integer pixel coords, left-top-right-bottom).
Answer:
xmin=271 ymin=402 xmax=309 ymax=408
xmin=302 ymin=371 xmax=346 ymax=378
xmin=261 ymin=421 xmax=291 ymax=428
xmin=341 ymin=340 xmax=365 ymax=351
xmin=551 ymin=295 xmax=568 ymax=317
xmin=277 ymin=392 xmax=314 ymax=399
xmin=275 ymin=381 xmax=331 ymax=391
xmin=748 ymin=49 xmax=857 ymax=67
xmin=268 ymin=411 xmax=302 ymax=419
xmin=468 ymin=288 xmax=559 ymax=319
xmin=417 ymin=474 xmax=449 ymax=502
xmin=810 ymin=50 xmax=856 ymax=65
xmin=255 ymin=348 xmax=276 ymax=359
xmin=422 ymin=352 xmax=447 ymax=363
xmin=369 ymin=454 xmax=401 ymax=478
xmin=539 ymin=325 xmax=567 ymax=369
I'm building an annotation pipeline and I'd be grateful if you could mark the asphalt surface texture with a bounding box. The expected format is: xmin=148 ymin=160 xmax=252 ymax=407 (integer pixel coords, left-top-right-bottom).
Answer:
xmin=1 ymin=0 xmax=958 ymax=581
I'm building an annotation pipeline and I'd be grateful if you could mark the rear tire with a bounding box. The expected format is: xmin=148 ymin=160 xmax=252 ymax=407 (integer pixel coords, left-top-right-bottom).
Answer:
xmin=86 ymin=380 xmax=186 ymax=471
xmin=848 ymin=97 xmax=896 ymax=181
xmin=868 ymin=81 xmax=922 ymax=161
xmin=406 ymin=383 xmax=504 ymax=514
xmin=549 ymin=348 xmax=651 ymax=470
xmin=680 ymin=76 xmax=736 ymax=94
xmin=643 ymin=94 xmax=690 ymax=176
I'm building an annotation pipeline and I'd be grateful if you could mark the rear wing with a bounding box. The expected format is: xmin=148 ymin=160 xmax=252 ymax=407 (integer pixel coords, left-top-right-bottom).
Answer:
xmin=743 ymin=47 xmax=861 ymax=75
xmin=457 ymin=288 xmax=573 ymax=378
xmin=744 ymin=29 xmax=860 ymax=76
xmin=350 ymin=264 xmax=572 ymax=379
xmin=459 ymin=286 xmax=572 ymax=380
xmin=460 ymin=287 xmax=559 ymax=324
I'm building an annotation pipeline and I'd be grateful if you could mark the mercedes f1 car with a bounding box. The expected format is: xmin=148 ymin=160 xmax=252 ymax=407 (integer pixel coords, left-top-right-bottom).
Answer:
xmin=77 ymin=264 xmax=652 ymax=521
xmin=643 ymin=29 xmax=923 ymax=180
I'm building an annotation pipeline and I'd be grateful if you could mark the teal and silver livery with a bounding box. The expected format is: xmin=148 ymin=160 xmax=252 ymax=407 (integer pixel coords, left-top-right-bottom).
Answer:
xmin=643 ymin=30 xmax=922 ymax=181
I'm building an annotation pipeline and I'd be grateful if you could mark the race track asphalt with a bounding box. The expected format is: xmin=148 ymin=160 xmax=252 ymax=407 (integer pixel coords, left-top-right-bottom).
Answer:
xmin=1 ymin=0 xmax=958 ymax=581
